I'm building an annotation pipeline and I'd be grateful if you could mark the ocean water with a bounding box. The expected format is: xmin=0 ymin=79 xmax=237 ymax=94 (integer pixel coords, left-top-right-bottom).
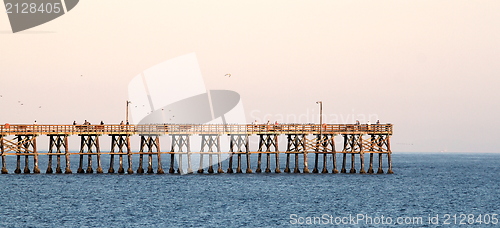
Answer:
xmin=0 ymin=153 xmax=499 ymax=227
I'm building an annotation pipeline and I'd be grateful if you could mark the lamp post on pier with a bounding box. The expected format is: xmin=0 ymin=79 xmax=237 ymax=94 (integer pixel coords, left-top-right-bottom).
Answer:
xmin=316 ymin=101 xmax=323 ymax=139
xmin=126 ymin=100 xmax=131 ymax=123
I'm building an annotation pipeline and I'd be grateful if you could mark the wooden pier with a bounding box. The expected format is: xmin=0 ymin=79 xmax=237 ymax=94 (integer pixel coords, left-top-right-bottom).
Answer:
xmin=0 ymin=123 xmax=393 ymax=174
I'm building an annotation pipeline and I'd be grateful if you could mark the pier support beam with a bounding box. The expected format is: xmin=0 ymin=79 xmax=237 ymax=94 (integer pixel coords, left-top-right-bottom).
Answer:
xmin=14 ymin=135 xmax=38 ymax=174
xmin=108 ymin=134 xmax=131 ymax=174
xmin=257 ymin=134 xmax=279 ymax=173
xmin=313 ymin=134 xmax=335 ymax=174
xmin=228 ymin=134 xmax=250 ymax=173
xmin=171 ymin=134 xmax=189 ymax=174
xmin=199 ymin=134 xmax=221 ymax=174
xmin=137 ymin=135 xmax=162 ymax=174
xmin=342 ymin=134 xmax=362 ymax=174
xmin=78 ymin=134 xmax=101 ymax=174
xmin=285 ymin=134 xmax=306 ymax=173
xmin=368 ymin=134 xmax=392 ymax=174
xmin=47 ymin=135 xmax=68 ymax=174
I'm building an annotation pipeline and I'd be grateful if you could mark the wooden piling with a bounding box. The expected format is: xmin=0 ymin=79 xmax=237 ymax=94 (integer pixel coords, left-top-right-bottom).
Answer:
xmin=157 ymin=136 xmax=164 ymax=174
xmin=0 ymin=136 xmax=7 ymax=174
xmin=216 ymin=135 xmax=223 ymax=174
xmin=24 ymin=154 xmax=30 ymax=173
xmin=387 ymin=152 xmax=393 ymax=174
xmin=126 ymin=136 xmax=133 ymax=174
xmin=265 ymin=153 xmax=271 ymax=173
xmin=377 ymin=153 xmax=384 ymax=174
xmin=321 ymin=154 xmax=328 ymax=173
xmin=64 ymin=136 xmax=72 ymax=174
xmin=177 ymin=152 xmax=183 ymax=174
xmin=108 ymin=136 xmax=117 ymax=173
xmin=368 ymin=153 xmax=374 ymax=174
xmin=303 ymin=151 xmax=310 ymax=173
xmin=77 ymin=154 xmax=84 ymax=173
xmin=256 ymin=153 xmax=262 ymax=173
xmin=47 ymin=137 xmax=54 ymax=174
xmin=15 ymin=154 xmax=21 ymax=174
xmin=294 ymin=153 xmax=300 ymax=173
xmin=245 ymin=135 xmax=252 ymax=173
xmin=341 ymin=153 xmax=347 ymax=173
xmin=284 ymin=152 xmax=291 ymax=173
xmin=349 ymin=154 xmax=356 ymax=173
xmin=109 ymin=153 xmax=115 ymax=173
xmin=386 ymin=136 xmax=393 ymax=174
xmin=227 ymin=149 xmax=234 ymax=174
xmin=137 ymin=136 xmax=145 ymax=174
xmin=96 ymin=136 xmax=103 ymax=174
xmin=147 ymin=152 xmax=154 ymax=174
xmin=359 ymin=152 xmax=366 ymax=174
xmin=312 ymin=151 xmax=319 ymax=173
xmin=197 ymin=151 xmax=204 ymax=174
xmin=332 ymin=151 xmax=338 ymax=174
xmin=236 ymin=153 xmax=242 ymax=173
xmin=275 ymin=151 xmax=281 ymax=173
xmin=187 ymin=150 xmax=193 ymax=174
xmin=56 ymin=153 xmax=62 ymax=173
xmin=86 ymin=153 xmax=93 ymax=173
xmin=32 ymin=136 xmax=40 ymax=173
xmin=208 ymin=152 xmax=214 ymax=173
xmin=117 ymin=153 xmax=124 ymax=173
xmin=274 ymin=135 xmax=280 ymax=173
xmin=170 ymin=150 xmax=176 ymax=174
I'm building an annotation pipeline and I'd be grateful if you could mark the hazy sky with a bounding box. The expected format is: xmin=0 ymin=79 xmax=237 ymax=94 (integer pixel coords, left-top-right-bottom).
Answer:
xmin=1 ymin=1 xmax=499 ymax=152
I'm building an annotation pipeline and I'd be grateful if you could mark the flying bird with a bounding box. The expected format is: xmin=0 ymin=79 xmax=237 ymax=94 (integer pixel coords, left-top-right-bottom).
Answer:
xmin=225 ymin=74 xmax=231 ymax=77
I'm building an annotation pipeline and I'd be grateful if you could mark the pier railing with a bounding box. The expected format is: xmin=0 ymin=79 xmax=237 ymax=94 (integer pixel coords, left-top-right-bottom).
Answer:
xmin=0 ymin=124 xmax=393 ymax=135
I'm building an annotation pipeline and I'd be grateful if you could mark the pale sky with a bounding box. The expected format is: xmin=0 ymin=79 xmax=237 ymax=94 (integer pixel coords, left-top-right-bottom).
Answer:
xmin=1 ymin=1 xmax=499 ymax=152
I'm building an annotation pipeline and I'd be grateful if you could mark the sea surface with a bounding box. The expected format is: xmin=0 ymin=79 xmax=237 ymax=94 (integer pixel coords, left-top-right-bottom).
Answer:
xmin=0 ymin=153 xmax=499 ymax=227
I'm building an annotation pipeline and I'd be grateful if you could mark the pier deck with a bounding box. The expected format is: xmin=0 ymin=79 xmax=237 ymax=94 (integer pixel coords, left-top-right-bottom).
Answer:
xmin=1 ymin=123 xmax=392 ymax=135
xmin=0 ymin=123 xmax=393 ymax=174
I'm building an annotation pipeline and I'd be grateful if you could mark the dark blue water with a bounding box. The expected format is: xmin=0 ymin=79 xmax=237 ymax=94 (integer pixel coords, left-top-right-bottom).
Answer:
xmin=0 ymin=153 xmax=499 ymax=227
